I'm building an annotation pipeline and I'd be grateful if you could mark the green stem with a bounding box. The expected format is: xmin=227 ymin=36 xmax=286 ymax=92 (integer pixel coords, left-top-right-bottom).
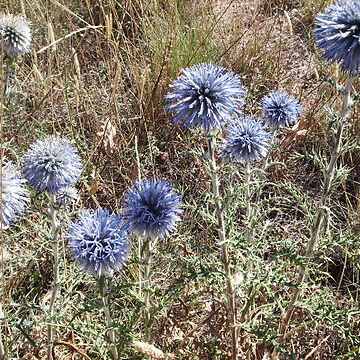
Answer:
xmin=207 ymin=135 xmax=238 ymax=360
xmin=47 ymin=193 xmax=60 ymax=360
xmin=99 ymin=277 xmax=118 ymax=359
xmin=279 ymin=73 xmax=354 ymax=337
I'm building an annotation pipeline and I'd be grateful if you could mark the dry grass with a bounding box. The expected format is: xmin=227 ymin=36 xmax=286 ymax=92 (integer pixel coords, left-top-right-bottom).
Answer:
xmin=1 ymin=0 xmax=360 ymax=359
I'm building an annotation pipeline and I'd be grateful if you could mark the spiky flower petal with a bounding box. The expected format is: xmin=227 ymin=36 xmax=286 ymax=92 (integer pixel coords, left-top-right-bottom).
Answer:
xmin=56 ymin=187 xmax=79 ymax=206
xmin=260 ymin=91 xmax=302 ymax=128
xmin=66 ymin=208 xmax=130 ymax=277
xmin=314 ymin=0 xmax=360 ymax=73
xmin=22 ymin=137 xmax=82 ymax=194
xmin=1 ymin=161 xmax=29 ymax=227
xmin=122 ymin=179 xmax=182 ymax=239
xmin=165 ymin=63 xmax=245 ymax=132
xmin=0 ymin=14 xmax=31 ymax=57
xmin=221 ymin=115 xmax=272 ymax=163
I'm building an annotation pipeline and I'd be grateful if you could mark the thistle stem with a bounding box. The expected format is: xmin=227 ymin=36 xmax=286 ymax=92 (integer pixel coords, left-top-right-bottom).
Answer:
xmin=99 ymin=277 xmax=118 ymax=360
xmin=138 ymin=236 xmax=142 ymax=298
xmin=3 ymin=58 xmax=13 ymax=98
xmin=47 ymin=193 xmax=61 ymax=360
xmin=279 ymin=74 xmax=354 ymax=337
xmin=143 ymin=238 xmax=153 ymax=339
xmin=207 ymin=135 xmax=238 ymax=360
xmin=244 ymin=162 xmax=252 ymax=242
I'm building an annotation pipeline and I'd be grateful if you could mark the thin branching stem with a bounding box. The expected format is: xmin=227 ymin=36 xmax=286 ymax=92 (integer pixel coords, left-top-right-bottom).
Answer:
xmin=207 ymin=135 xmax=238 ymax=360
xmin=47 ymin=193 xmax=60 ymax=360
xmin=99 ymin=277 xmax=118 ymax=360
xmin=280 ymin=73 xmax=354 ymax=337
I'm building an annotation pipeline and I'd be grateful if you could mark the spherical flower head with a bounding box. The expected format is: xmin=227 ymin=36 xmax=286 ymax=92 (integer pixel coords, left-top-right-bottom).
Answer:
xmin=122 ymin=179 xmax=183 ymax=239
xmin=221 ymin=115 xmax=272 ymax=163
xmin=66 ymin=208 xmax=130 ymax=277
xmin=1 ymin=161 xmax=29 ymax=228
xmin=260 ymin=91 xmax=302 ymax=128
xmin=55 ymin=187 xmax=79 ymax=206
xmin=314 ymin=0 xmax=360 ymax=73
xmin=0 ymin=14 xmax=31 ymax=57
xmin=165 ymin=63 xmax=245 ymax=132
xmin=22 ymin=137 xmax=82 ymax=194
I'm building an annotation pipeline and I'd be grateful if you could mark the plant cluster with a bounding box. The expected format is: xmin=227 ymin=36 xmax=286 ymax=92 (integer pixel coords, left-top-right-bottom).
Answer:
xmin=1 ymin=0 xmax=360 ymax=359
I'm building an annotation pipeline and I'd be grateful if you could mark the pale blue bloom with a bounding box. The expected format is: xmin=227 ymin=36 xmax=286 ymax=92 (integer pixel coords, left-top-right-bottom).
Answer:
xmin=122 ymin=179 xmax=182 ymax=239
xmin=261 ymin=91 xmax=302 ymax=128
xmin=67 ymin=208 xmax=130 ymax=277
xmin=56 ymin=187 xmax=78 ymax=206
xmin=221 ymin=115 xmax=272 ymax=162
xmin=23 ymin=137 xmax=82 ymax=194
xmin=1 ymin=161 xmax=29 ymax=227
xmin=0 ymin=14 xmax=31 ymax=57
xmin=165 ymin=63 xmax=245 ymax=132
xmin=314 ymin=0 xmax=360 ymax=73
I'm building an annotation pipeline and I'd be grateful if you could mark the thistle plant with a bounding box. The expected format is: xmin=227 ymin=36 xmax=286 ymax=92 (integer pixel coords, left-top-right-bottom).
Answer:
xmin=260 ymin=90 xmax=302 ymax=167
xmin=23 ymin=137 xmax=82 ymax=194
xmin=221 ymin=115 xmax=271 ymax=163
xmin=280 ymin=0 xmax=358 ymax=338
xmin=122 ymin=178 xmax=182 ymax=335
xmin=55 ymin=186 xmax=79 ymax=206
xmin=221 ymin=115 xmax=272 ymax=241
xmin=0 ymin=160 xmax=28 ymax=357
xmin=165 ymin=62 xmax=245 ymax=359
xmin=165 ymin=62 xmax=245 ymax=132
xmin=0 ymin=14 xmax=31 ymax=95
xmin=22 ymin=136 xmax=82 ymax=359
xmin=0 ymin=161 xmax=29 ymax=228
xmin=67 ymin=208 xmax=130 ymax=359
xmin=314 ymin=0 xmax=360 ymax=74
xmin=260 ymin=91 xmax=302 ymax=129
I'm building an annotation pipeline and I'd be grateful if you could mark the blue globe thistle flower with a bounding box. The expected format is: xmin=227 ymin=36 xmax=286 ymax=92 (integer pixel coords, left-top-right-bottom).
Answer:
xmin=55 ymin=187 xmax=79 ymax=206
xmin=165 ymin=63 xmax=245 ymax=132
xmin=0 ymin=14 xmax=31 ymax=57
xmin=1 ymin=161 xmax=29 ymax=228
xmin=22 ymin=137 xmax=82 ymax=194
xmin=314 ymin=0 xmax=360 ymax=73
xmin=260 ymin=91 xmax=302 ymax=128
xmin=122 ymin=179 xmax=182 ymax=239
xmin=66 ymin=208 xmax=130 ymax=277
xmin=221 ymin=115 xmax=272 ymax=163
